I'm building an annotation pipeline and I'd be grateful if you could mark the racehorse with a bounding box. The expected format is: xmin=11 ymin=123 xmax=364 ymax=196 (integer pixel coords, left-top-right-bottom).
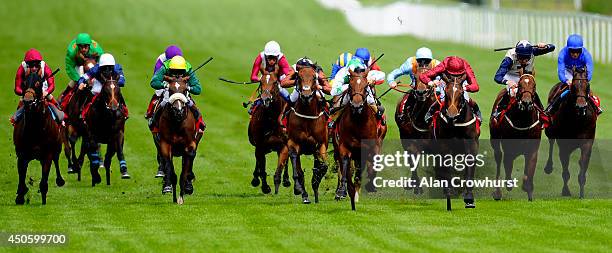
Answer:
xmin=431 ymin=73 xmax=479 ymax=209
xmin=286 ymin=64 xmax=329 ymax=204
xmin=394 ymin=66 xmax=435 ymax=195
xmin=14 ymin=73 xmax=65 ymax=204
xmin=157 ymin=77 xmax=203 ymax=204
xmin=61 ymin=57 xmax=97 ymax=181
xmin=334 ymin=68 xmax=386 ymax=210
xmin=83 ymin=75 xmax=129 ymax=186
xmin=544 ymin=67 xmax=597 ymax=198
xmin=247 ymin=64 xmax=290 ymax=194
xmin=490 ymin=71 xmax=544 ymax=201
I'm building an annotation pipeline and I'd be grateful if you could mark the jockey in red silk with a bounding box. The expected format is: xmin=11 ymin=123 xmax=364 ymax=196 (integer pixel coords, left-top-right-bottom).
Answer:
xmin=11 ymin=48 xmax=64 ymax=126
xmin=247 ymin=41 xmax=291 ymax=114
xmin=145 ymin=45 xmax=183 ymax=119
xmin=419 ymin=56 xmax=481 ymax=123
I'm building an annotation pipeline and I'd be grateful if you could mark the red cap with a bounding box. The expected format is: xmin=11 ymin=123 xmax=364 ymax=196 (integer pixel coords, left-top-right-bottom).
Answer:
xmin=24 ymin=48 xmax=43 ymax=62
xmin=446 ymin=56 xmax=465 ymax=75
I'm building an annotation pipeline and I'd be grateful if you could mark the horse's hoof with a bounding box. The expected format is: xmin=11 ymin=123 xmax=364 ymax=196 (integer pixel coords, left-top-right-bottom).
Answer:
xmin=465 ymin=203 xmax=476 ymax=208
xmin=492 ymin=190 xmax=502 ymax=201
xmin=121 ymin=172 xmax=131 ymax=179
xmin=282 ymin=179 xmax=291 ymax=188
xmin=185 ymin=182 xmax=194 ymax=195
xmin=561 ymin=187 xmax=571 ymax=196
xmin=162 ymin=185 xmax=172 ymax=194
xmin=56 ymin=178 xmax=66 ymax=187
xmin=414 ymin=187 xmax=423 ymax=195
xmin=544 ymin=162 xmax=553 ymax=174
xmin=262 ymin=184 xmax=271 ymax=194
xmin=335 ymin=189 xmax=347 ymax=200
xmin=251 ymin=177 xmax=260 ymax=187
xmin=177 ymin=196 xmax=184 ymax=205
xmin=67 ymin=166 xmax=76 ymax=174
xmin=302 ymin=197 xmax=311 ymax=204
xmin=15 ymin=196 xmax=25 ymax=205
xmin=365 ymin=182 xmax=377 ymax=193
xmin=155 ymin=170 xmax=165 ymax=178
xmin=293 ymin=186 xmax=302 ymax=196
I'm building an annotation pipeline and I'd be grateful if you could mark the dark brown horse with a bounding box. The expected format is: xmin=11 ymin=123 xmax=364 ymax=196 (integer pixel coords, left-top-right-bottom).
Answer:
xmin=394 ymin=66 xmax=436 ymax=195
xmin=83 ymin=75 xmax=129 ymax=186
xmin=61 ymin=57 xmax=97 ymax=181
xmin=544 ymin=67 xmax=597 ymax=198
xmin=286 ymin=65 xmax=329 ymax=204
xmin=248 ymin=64 xmax=290 ymax=194
xmin=157 ymin=78 xmax=203 ymax=204
xmin=14 ymin=73 xmax=65 ymax=205
xmin=490 ymin=72 xmax=543 ymax=201
xmin=432 ymin=73 xmax=479 ymax=209
xmin=334 ymin=68 xmax=387 ymax=210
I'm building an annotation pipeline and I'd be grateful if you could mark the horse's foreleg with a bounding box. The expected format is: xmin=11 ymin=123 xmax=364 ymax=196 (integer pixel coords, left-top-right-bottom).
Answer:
xmin=250 ymin=148 xmax=261 ymax=188
xmin=342 ymin=156 xmax=355 ymax=210
xmin=491 ymin=139 xmax=502 ymax=200
xmin=178 ymin=154 xmax=193 ymax=205
xmin=312 ymin=145 xmax=329 ymax=203
xmin=116 ymin=131 xmax=129 ymax=179
xmin=523 ymin=147 xmax=538 ymax=201
xmin=255 ymin=148 xmax=271 ymax=194
xmin=85 ymin=140 xmax=101 ymax=187
xmin=503 ymin=149 xmax=515 ymax=192
xmin=160 ymin=142 xmax=173 ymax=196
xmin=559 ymin=144 xmax=572 ymax=196
xmin=274 ymin=146 xmax=289 ymax=194
xmin=183 ymin=146 xmax=196 ymax=196
xmin=103 ymin=145 xmax=115 ymax=186
xmin=15 ymin=157 xmax=29 ymax=205
xmin=62 ymin=129 xmax=75 ymax=174
xmin=40 ymin=158 xmax=52 ymax=205
xmin=578 ymin=141 xmax=593 ymax=199
xmin=544 ymin=138 xmax=556 ymax=174
xmin=54 ymin=154 xmax=65 ymax=187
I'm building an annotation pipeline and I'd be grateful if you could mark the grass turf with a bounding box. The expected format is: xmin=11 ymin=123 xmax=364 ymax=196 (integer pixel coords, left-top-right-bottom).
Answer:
xmin=0 ymin=0 xmax=610 ymax=252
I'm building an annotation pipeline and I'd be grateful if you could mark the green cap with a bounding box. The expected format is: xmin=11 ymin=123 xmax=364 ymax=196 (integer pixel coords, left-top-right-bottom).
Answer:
xmin=76 ymin=33 xmax=92 ymax=45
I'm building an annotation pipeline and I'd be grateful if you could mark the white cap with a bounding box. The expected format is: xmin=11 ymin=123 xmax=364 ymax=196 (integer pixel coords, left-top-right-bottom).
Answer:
xmin=415 ymin=47 xmax=433 ymax=60
xmin=264 ymin=41 xmax=281 ymax=56
xmin=99 ymin=53 xmax=116 ymax=66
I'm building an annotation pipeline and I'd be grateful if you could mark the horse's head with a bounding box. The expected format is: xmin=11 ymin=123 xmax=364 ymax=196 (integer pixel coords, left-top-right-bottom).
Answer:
xmin=22 ymin=72 xmax=44 ymax=109
xmin=167 ymin=76 xmax=190 ymax=121
xmin=517 ymin=70 xmax=536 ymax=111
xmin=441 ymin=73 xmax=467 ymax=120
xmin=259 ymin=64 xmax=280 ymax=108
xmin=414 ymin=66 xmax=433 ymax=101
xmin=570 ymin=66 xmax=590 ymax=115
xmin=101 ymin=74 xmax=121 ymax=112
xmin=348 ymin=68 xmax=369 ymax=114
xmin=296 ymin=64 xmax=318 ymax=103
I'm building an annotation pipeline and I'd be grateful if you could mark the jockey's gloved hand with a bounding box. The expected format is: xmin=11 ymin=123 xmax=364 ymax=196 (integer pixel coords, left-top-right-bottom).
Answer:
xmin=78 ymin=83 xmax=87 ymax=90
xmin=566 ymin=80 xmax=572 ymax=86
xmin=389 ymin=81 xmax=397 ymax=88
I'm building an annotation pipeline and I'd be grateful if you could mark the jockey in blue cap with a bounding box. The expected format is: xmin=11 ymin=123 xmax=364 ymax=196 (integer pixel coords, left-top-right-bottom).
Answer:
xmin=547 ymin=34 xmax=601 ymax=115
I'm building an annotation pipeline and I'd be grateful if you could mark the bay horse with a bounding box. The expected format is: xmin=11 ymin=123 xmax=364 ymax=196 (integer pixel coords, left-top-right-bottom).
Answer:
xmin=394 ymin=66 xmax=435 ymax=195
xmin=157 ymin=77 xmax=203 ymax=204
xmin=334 ymin=68 xmax=387 ymax=210
xmin=490 ymin=71 xmax=543 ymax=201
xmin=83 ymin=75 xmax=129 ymax=186
xmin=61 ymin=57 xmax=97 ymax=181
xmin=286 ymin=64 xmax=329 ymax=204
xmin=247 ymin=64 xmax=290 ymax=194
xmin=432 ymin=73 xmax=479 ymax=209
xmin=544 ymin=67 xmax=597 ymax=198
xmin=14 ymin=73 xmax=65 ymax=205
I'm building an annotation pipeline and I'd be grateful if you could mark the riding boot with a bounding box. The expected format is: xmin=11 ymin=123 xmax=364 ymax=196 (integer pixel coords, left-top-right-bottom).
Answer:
xmin=189 ymin=104 xmax=205 ymax=132
xmin=424 ymin=103 xmax=440 ymax=124
xmin=48 ymin=103 xmax=65 ymax=125
xmin=492 ymin=93 xmax=509 ymax=120
xmin=11 ymin=106 xmax=24 ymax=125
xmin=149 ymin=106 xmax=163 ymax=132
xmin=545 ymin=89 xmax=570 ymax=115
xmin=468 ymin=99 xmax=482 ymax=122
xmin=145 ymin=94 xmax=159 ymax=119
xmin=120 ymin=96 xmax=129 ymax=119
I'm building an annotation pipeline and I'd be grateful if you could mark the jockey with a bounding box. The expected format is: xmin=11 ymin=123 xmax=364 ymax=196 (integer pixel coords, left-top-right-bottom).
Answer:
xmin=354 ymin=48 xmax=381 ymax=71
xmin=145 ymin=45 xmax=183 ymax=119
xmin=419 ymin=56 xmax=481 ymax=123
xmin=386 ymin=47 xmax=441 ymax=89
xmin=492 ymin=40 xmax=555 ymax=119
xmin=60 ymin=33 xmax=104 ymax=102
xmin=11 ymin=48 xmax=64 ymax=125
xmin=77 ymin=53 xmax=128 ymax=119
xmin=249 ymin=41 xmax=291 ymax=104
xmin=547 ymin=34 xmax=602 ymax=115
xmin=282 ymin=57 xmax=332 ymax=104
xmin=330 ymin=52 xmax=352 ymax=79
xmin=330 ymin=58 xmax=386 ymax=124
xmin=150 ymin=56 xmax=205 ymax=132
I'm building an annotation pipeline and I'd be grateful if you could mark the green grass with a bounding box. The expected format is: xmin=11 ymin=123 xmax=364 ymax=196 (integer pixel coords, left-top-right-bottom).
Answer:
xmin=0 ymin=0 xmax=610 ymax=252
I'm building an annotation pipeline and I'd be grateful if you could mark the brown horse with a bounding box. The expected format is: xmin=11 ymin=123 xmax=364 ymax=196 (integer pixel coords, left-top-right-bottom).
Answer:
xmin=286 ymin=65 xmax=329 ymax=204
xmin=248 ymin=64 xmax=290 ymax=194
xmin=432 ymin=73 xmax=479 ymax=209
xmin=544 ymin=67 xmax=597 ymax=198
xmin=490 ymin=72 xmax=543 ymax=201
xmin=334 ymin=68 xmax=386 ymax=210
xmin=157 ymin=78 xmax=203 ymax=204
xmin=61 ymin=57 xmax=97 ymax=181
xmin=83 ymin=75 xmax=129 ymax=186
xmin=14 ymin=73 xmax=65 ymax=205
xmin=394 ymin=66 xmax=435 ymax=195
